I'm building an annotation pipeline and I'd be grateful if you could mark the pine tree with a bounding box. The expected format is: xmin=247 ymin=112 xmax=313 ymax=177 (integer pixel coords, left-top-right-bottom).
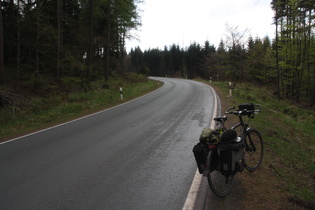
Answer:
xmin=0 ymin=0 xmax=3 ymax=85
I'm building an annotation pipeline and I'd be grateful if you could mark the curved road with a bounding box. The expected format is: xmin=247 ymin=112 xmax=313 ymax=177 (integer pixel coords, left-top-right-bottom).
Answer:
xmin=0 ymin=78 xmax=217 ymax=210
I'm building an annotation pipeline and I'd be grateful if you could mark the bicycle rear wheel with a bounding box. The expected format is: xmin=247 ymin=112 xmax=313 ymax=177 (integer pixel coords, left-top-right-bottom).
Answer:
xmin=207 ymin=150 xmax=234 ymax=197
xmin=244 ymin=128 xmax=264 ymax=171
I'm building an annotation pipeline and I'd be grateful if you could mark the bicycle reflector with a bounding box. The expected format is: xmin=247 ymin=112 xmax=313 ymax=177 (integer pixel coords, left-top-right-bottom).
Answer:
xmin=208 ymin=144 xmax=217 ymax=149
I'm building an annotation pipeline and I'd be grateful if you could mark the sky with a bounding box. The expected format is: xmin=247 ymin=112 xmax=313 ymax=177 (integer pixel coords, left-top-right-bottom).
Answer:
xmin=125 ymin=0 xmax=275 ymax=52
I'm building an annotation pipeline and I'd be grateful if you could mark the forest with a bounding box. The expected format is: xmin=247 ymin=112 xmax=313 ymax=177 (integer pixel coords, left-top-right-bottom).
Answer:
xmin=0 ymin=0 xmax=314 ymax=106
xmin=129 ymin=0 xmax=315 ymax=106
xmin=0 ymin=0 xmax=141 ymax=94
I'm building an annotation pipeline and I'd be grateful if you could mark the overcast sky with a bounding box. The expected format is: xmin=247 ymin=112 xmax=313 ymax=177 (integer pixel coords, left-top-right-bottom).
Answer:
xmin=125 ymin=0 xmax=275 ymax=52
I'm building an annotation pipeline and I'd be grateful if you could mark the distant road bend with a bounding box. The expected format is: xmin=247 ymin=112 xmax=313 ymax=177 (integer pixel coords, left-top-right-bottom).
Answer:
xmin=0 ymin=77 xmax=217 ymax=210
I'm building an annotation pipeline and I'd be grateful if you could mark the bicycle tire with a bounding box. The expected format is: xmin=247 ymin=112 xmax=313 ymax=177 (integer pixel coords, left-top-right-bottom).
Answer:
xmin=244 ymin=128 xmax=264 ymax=171
xmin=207 ymin=150 xmax=234 ymax=197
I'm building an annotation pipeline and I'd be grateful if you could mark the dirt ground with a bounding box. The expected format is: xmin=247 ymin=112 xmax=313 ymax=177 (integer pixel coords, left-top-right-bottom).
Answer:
xmin=211 ymin=85 xmax=313 ymax=210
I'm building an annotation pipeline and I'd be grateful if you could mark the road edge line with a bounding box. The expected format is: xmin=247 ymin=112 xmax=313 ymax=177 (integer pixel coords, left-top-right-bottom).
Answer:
xmin=182 ymin=84 xmax=218 ymax=210
xmin=0 ymin=80 xmax=166 ymax=146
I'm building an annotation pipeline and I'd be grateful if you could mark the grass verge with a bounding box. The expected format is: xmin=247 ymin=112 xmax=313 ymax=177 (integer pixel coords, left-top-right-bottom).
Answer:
xmin=203 ymin=80 xmax=314 ymax=209
xmin=0 ymin=75 xmax=161 ymax=142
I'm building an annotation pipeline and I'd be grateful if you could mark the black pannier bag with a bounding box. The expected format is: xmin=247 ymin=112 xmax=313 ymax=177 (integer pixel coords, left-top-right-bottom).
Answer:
xmin=220 ymin=129 xmax=237 ymax=143
xmin=218 ymin=129 xmax=244 ymax=174
xmin=218 ymin=141 xmax=245 ymax=174
xmin=238 ymin=103 xmax=255 ymax=111
xmin=193 ymin=143 xmax=208 ymax=174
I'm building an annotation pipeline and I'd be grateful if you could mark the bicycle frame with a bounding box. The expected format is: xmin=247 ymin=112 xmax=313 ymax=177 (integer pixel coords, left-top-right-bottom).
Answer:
xmin=230 ymin=114 xmax=257 ymax=156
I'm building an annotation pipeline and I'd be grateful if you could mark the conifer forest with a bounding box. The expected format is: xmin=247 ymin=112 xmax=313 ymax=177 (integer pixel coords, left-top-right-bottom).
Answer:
xmin=0 ymin=0 xmax=315 ymax=105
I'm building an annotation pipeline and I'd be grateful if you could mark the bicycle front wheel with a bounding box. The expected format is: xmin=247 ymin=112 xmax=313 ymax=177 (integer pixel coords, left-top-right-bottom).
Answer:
xmin=207 ymin=150 xmax=234 ymax=197
xmin=244 ymin=128 xmax=264 ymax=171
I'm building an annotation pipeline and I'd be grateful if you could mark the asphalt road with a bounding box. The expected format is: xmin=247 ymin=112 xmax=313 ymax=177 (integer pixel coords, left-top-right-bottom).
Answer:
xmin=0 ymin=78 xmax=217 ymax=210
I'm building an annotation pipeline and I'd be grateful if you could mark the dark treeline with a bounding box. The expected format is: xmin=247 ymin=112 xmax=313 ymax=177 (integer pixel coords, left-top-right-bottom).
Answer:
xmin=1 ymin=0 xmax=314 ymax=106
xmin=0 ymin=0 xmax=141 ymax=93
xmin=128 ymin=38 xmax=273 ymax=86
xmin=129 ymin=0 xmax=315 ymax=106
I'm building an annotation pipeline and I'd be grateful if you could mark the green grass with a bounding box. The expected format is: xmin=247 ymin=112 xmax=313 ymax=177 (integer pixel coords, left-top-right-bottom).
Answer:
xmin=0 ymin=75 xmax=161 ymax=141
xmin=208 ymin=81 xmax=315 ymax=205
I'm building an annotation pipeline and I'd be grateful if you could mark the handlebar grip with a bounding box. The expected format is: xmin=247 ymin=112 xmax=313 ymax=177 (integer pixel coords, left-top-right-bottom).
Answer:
xmin=225 ymin=106 xmax=235 ymax=114
xmin=255 ymin=104 xmax=262 ymax=111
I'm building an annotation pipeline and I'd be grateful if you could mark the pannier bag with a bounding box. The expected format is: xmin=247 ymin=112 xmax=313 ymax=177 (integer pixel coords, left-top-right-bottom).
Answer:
xmin=220 ymin=129 xmax=237 ymax=142
xmin=199 ymin=128 xmax=219 ymax=144
xmin=238 ymin=103 xmax=255 ymax=111
xmin=193 ymin=143 xmax=208 ymax=174
xmin=218 ymin=140 xmax=245 ymax=174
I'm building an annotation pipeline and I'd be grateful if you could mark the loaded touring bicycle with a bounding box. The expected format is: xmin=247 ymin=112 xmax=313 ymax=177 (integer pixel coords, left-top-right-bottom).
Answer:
xmin=193 ymin=103 xmax=264 ymax=197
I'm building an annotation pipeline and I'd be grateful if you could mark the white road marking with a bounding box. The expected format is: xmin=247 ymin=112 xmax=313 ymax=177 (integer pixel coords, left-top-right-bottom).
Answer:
xmin=182 ymin=84 xmax=218 ymax=210
xmin=0 ymin=82 xmax=165 ymax=146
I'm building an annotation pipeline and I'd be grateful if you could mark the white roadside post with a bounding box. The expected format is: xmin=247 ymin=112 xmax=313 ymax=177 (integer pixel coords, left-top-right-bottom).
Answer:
xmin=120 ymin=87 xmax=123 ymax=100
xmin=228 ymin=82 xmax=232 ymax=97
xmin=210 ymin=77 xmax=212 ymax=83
xmin=83 ymin=52 xmax=87 ymax=64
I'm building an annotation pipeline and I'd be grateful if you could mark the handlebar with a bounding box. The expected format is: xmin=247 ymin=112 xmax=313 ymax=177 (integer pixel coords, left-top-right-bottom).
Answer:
xmin=226 ymin=106 xmax=236 ymax=114
xmin=225 ymin=104 xmax=262 ymax=117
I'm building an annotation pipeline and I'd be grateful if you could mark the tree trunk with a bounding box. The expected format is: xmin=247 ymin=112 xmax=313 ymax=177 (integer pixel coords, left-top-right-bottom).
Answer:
xmin=35 ymin=0 xmax=40 ymax=76
xmin=119 ymin=26 xmax=126 ymax=72
xmin=313 ymin=64 xmax=315 ymax=106
xmin=104 ymin=0 xmax=111 ymax=83
xmin=275 ymin=13 xmax=280 ymax=99
xmin=56 ymin=0 xmax=62 ymax=80
xmin=17 ymin=0 xmax=21 ymax=82
xmin=0 ymin=0 xmax=4 ymax=85
xmin=312 ymin=8 xmax=315 ymax=106
xmin=86 ymin=0 xmax=94 ymax=80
